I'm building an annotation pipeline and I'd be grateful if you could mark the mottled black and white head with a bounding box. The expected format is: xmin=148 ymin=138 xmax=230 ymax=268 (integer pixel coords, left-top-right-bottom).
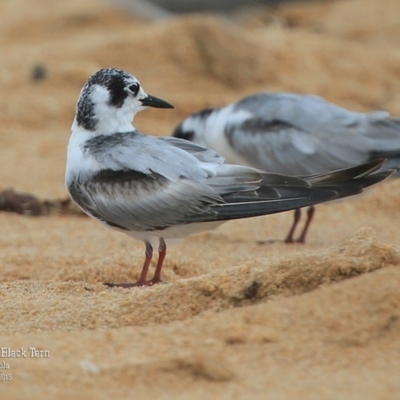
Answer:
xmin=172 ymin=107 xmax=218 ymax=147
xmin=73 ymin=68 xmax=173 ymax=135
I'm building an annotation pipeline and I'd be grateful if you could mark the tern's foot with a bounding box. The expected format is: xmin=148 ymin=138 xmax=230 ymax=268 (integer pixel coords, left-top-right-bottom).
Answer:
xmin=256 ymin=238 xmax=306 ymax=245
xmin=148 ymin=277 xmax=162 ymax=286
xmin=284 ymin=238 xmax=306 ymax=244
xmin=104 ymin=282 xmax=140 ymax=288
xmin=103 ymin=279 xmax=162 ymax=288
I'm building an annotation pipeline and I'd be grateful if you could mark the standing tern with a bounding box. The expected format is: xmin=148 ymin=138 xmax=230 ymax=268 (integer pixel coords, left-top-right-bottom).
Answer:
xmin=172 ymin=92 xmax=400 ymax=243
xmin=66 ymin=69 xmax=392 ymax=286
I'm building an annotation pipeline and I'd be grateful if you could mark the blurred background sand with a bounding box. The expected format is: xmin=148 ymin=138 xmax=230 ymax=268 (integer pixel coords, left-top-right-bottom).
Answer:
xmin=1 ymin=0 xmax=400 ymax=398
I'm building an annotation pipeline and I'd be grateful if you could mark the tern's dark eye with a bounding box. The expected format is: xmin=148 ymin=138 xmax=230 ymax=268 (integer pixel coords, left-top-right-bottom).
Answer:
xmin=128 ymin=83 xmax=140 ymax=96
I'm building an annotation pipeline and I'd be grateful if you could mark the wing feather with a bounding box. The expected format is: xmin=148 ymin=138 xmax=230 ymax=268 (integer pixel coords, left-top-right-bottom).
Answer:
xmin=70 ymin=131 xmax=392 ymax=235
xmin=225 ymin=93 xmax=381 ymax=175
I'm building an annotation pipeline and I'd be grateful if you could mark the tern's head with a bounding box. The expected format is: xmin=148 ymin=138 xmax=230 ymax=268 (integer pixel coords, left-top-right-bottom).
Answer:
xmin=74 ymin=68 xmax=173 ymax=134
xmin=172 ymin=107 xmax=217 ymax=146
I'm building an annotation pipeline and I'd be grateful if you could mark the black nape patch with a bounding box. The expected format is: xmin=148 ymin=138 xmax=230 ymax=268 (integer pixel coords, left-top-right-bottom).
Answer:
xmin=76 ymin=92 xmax=98 ymax=131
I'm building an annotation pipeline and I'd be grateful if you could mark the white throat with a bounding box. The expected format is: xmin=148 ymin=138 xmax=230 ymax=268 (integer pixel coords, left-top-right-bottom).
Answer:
xmin=81 ymin=102 xmax=135 ymax=135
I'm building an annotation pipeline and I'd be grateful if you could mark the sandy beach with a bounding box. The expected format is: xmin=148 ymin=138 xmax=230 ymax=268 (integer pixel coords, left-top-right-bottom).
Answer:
xmin=1 ymin=0 xmax=400 ymax=398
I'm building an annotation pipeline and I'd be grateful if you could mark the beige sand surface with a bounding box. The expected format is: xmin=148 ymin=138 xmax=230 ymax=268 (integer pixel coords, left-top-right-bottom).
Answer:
xmin=1 ymin=0 xmax=400 ymax=398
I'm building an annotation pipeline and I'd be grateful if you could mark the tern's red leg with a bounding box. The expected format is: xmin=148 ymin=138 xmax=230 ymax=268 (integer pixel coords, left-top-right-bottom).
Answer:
xmin=149 ymin=238 xmax=166 ymax=285
xmin=284 ymin=208 xmax=301 ymax=244
xmin=295 ymin=206 xmax=315 ymax=244
xmin=137 ymin=241 xmax=154 ymax=285
xmin=104 ymin=241 xmax=153 ymax=288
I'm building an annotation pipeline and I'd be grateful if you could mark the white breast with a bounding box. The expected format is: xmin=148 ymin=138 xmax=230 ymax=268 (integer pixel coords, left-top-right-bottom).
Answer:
xmin=204 ymin=106 xmax=254 ymax=166
xmin=65 ymin=121 xmax=103 ymax=186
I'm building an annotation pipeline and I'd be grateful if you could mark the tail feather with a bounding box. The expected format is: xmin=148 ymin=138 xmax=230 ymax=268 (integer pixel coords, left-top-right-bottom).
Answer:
xmin=186 ymin=159 xmax=393 ymax=224
xmin=365 ymin=116 xmax=400 ymax=169
xmin=211 ymin=190 xmax=338 ymax=221
xmin=304 ymin=159 xmax=385 ymax=185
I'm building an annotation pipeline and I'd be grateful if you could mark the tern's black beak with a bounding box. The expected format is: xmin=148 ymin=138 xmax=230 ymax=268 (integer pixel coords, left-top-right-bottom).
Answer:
xmin=140 ymin=94 xmax=174 ymax=109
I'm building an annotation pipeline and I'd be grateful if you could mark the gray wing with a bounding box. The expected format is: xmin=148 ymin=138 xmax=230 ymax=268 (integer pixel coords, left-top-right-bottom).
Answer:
xmin=68 ymin=165 xmax=327 ymax=232
xmin=85 ymin=131 xmax=225 ymax=183
xmin=71 ymin=131 xmax=392 ymax=232
xmin=157 ymin=136 xmax=225 ymax=163
xmin=69 ymin=169 xmax=225 ymax=232
xmin=74 ymin=132 xmax=267 ymax=231
xmin=227 ymin=93 xmax=400 ymax=175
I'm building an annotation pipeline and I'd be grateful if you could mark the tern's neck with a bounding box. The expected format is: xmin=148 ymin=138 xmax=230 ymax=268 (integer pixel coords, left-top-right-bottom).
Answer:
xmin=198 ymin=105 xmax=253 ymax=160
xmin=75 ymin=101 xmax=137 ymax=135
xmin=198 ymin=107 xmax=229 ymax=145
xmin=72 ymin=117 xmax=134 ymax=137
